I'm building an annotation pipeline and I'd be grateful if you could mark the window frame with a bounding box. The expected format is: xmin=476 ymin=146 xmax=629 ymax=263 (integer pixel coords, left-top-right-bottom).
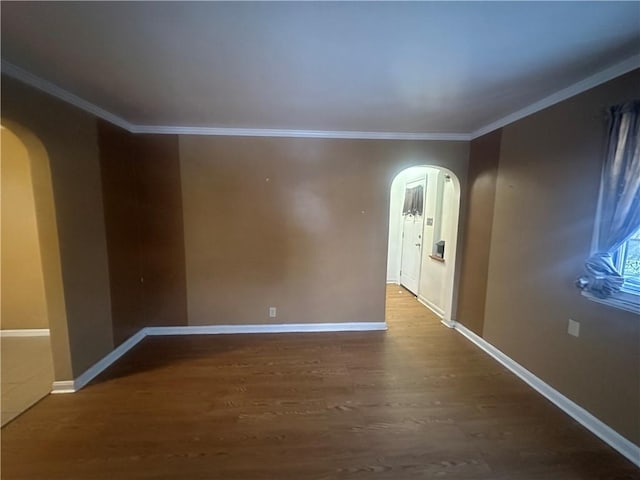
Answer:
xmin=582 ymin=289 xmax=640 ymax=315
xmin=614 ymin=229 xmax=640 ymax=295
xmin=582 ymin=228 xmax=640 ymax=315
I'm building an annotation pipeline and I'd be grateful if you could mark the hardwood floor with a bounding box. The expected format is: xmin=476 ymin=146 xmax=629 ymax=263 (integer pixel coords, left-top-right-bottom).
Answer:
xmin=1 ymin=286 xmax=638 ymax=479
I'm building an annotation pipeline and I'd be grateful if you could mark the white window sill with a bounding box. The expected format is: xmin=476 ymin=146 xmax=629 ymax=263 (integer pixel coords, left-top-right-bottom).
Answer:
xmin=581 ymin=290 xmax=640 ymax=315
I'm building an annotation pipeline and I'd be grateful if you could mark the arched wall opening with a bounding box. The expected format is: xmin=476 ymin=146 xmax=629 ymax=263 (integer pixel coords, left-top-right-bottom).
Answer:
xmin=1 ymin=126 xmax=48 ymax=330
xmin=1 ymin=120 xmax=72 ymax=384
xmin=386 ymin=165 xmax=461 ymax=324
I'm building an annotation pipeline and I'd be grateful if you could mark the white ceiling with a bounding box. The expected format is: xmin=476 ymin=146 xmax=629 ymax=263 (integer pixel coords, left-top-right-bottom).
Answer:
xmin=1 ymin=2 xmax=639 ymax=136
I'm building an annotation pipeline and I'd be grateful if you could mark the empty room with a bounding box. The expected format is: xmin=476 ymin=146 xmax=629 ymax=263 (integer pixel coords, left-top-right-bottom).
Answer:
xmin=1 ymin=2 xmax=639 ymax=479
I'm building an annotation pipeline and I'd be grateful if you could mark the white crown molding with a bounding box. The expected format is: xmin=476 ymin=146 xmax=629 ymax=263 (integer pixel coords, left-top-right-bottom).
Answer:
xmin=452 ymin=320 xmax=640 ymax=467
xmin=1 ymin=60 xmax=134 ymax=132
xmin=3 ymin=55 xmax=639 ymax=141
xmin=130 ymin=124 xmax=471 ymax=141
xmin=470 ymin=54 xmax=640 ymax=139
xmin=0 ymin=328 xmax=50 ymax=337
xmin=0 ymin=59 xmax=468 ymax=141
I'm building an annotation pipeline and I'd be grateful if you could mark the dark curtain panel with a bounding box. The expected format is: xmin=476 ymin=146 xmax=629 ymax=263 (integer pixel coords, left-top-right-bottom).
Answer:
xmin=402 ymin=185 xmax=424 ymax=216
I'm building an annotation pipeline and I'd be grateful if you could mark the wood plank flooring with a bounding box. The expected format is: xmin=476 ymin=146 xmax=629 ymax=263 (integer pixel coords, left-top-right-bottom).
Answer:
xmin=1 ymin=286 xmax=638 ymax=479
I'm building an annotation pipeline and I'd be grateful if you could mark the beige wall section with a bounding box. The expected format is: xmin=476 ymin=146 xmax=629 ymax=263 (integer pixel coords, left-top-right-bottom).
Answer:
xmin=1 ymin=127 xmax=48 ymax=329
xmin=180 ymin=136 xmax=468 ymax=326
xmin=483 ymin=69 xmax=640 ymax=445
xmin=1 ymin=76 xmax=114 ymax=379
xmin=418 ymin=169 xmax=459 ymax=317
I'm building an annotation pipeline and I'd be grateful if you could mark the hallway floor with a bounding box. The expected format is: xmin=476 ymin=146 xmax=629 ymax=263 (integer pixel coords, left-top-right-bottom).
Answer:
xmin=1 ymin=334 xmax=54 ymax=426
xmin=1 ymin=287 xmax=637 ymax=479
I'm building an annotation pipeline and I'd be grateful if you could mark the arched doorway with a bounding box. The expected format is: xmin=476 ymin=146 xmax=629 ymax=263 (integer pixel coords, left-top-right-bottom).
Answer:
xmin=1 ymin=121 xmax=70 ymax=425
xmin=386 ymin=165 xmax=461 ymax=325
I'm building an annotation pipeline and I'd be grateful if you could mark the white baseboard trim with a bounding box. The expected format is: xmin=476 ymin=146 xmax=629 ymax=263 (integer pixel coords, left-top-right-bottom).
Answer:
xmin=51 ymin=322 xmax=387 ymax=394
xmin=51 ymin=329 xmax=147 ymax=394
xmin=451 ymin=320 xmax=640 ymax=467
xmin=51 ymin=380 xmax=75 ymax=394
xmin=386 ymin=278 xmax=399 ymax=285
xmin=0 ymin=328 xmax=50 ymax=337
xmin=146 ymin=322 xmax=387 ymax=336
xmin=417 ymin=295 xmax=445 ymax=319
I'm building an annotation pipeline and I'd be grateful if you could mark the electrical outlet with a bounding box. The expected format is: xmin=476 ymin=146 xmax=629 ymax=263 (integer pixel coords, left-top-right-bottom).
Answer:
xmin=568 ymin=318 xmax=580 ymax=337
xmin=269 ymin=307 xmax=277 ymax=318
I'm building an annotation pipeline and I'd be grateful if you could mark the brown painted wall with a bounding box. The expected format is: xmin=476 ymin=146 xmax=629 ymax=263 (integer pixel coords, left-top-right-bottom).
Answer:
xmin=135 ymin=132 xmax=188 ymax=330
xmin=97 ymin=122 xmax=141 ymax=345
xmin=455 ymin=130 xmax=502 ymax=334
xmin=483 ymin=69 xmax=640 ymax=444
xmin=1 ymin=127 xmax=49 ymax=330
xmin=98 ymin=121 xmax=187 ymax=345
xmin=4 ymin=67 xmax=637 ymax=448
xmin=1 ymin=75 xmax=114 ymax=378
xmin=179 ymin=136 xmax=468 ymax=326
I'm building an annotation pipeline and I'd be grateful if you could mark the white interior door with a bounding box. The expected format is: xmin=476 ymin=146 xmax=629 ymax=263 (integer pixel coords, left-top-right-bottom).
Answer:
xmin=400 ymin=178 xmax=425 ymax=295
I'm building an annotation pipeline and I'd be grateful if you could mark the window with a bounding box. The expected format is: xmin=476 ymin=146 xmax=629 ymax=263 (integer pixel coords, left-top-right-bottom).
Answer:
xmin=576 ymin=100 xmax=640 ymax=315
xmin=615 ymin=227 xmax=640 ymax=294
